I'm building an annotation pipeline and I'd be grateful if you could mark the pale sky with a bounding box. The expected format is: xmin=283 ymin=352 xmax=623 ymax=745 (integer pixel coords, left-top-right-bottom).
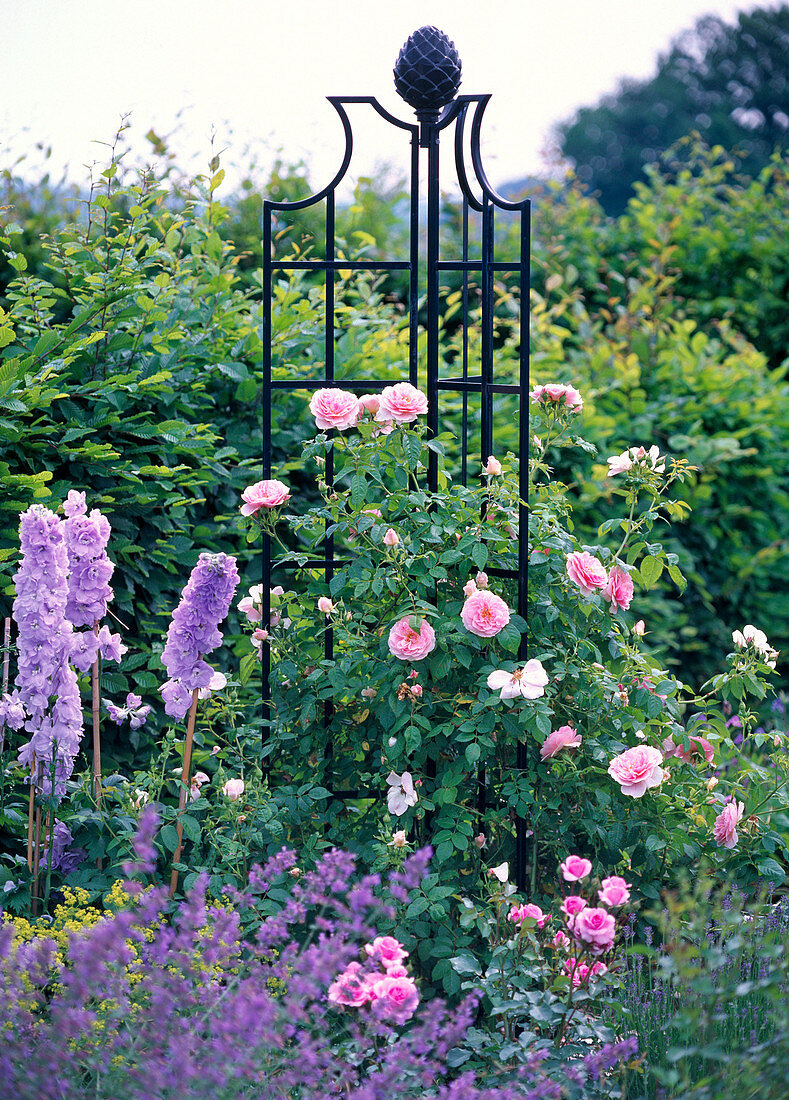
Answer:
xmin=3 ymin=0 xmax=755 ymax=195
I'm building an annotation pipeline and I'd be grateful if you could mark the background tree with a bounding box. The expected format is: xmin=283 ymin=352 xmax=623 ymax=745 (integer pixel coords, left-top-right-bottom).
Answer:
xmin=555 ymin=4 xmax=789 ymax=214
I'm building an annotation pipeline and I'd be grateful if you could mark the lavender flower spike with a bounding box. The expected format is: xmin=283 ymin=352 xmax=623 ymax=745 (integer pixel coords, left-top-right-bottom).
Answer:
xmin=160 ymin=553 xmax=240 ymax=720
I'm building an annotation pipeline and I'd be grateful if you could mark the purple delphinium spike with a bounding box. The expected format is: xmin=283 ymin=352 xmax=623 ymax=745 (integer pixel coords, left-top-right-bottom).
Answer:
xmin=160 ymin=553 xmax=240 ymax=720
xmin=13 ymin=505 xmax=84 ymax=799
xmin=105 ymin=693 xmax=151 ymax=730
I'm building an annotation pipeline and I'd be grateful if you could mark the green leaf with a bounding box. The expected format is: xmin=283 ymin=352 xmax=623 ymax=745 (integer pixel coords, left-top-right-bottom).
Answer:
xmin=471 ymin=542 xmax=488 ymax=571
xmin=639 ymin=556 xmax=664 ymax=589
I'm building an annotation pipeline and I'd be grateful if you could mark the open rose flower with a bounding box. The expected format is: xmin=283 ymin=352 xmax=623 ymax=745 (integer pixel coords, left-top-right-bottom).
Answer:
xmin=732 ymin=625 xmax=778 ymax=668
xmin=560 ymin=855 xmax=593 ymax=882
xmin=607 ymin=445 xmax=665 ymax=476
xmin=540 ymin=723 xmax=582 ymax=759
xmin=604 ymin=565 xmax=634 ymax=612
xmin=608 ymin=745 xmax=664 ymax=797
xmin=388 ymin=616 xmax=436 ymax=661
xmin=662 ymin=734 xmax=714 ymax=764
xmin=483 ymin=456 xmax=502 ymax=476
xmin=461 ymin=590 xmax=511 ymax=638
xmin=386 ymin=771 xmax=418 ymax=816
xmin=222 ymin=778 xmax=245 ymax=801
xmin=598 ymin=875 xmax=632 ymax=907
xmin=309 ymin=387 xmax=360 ymax=430
xmin=713 ymin=800 xmax=745 ymax=849
xmin=369 ymin=973 xmax=420 ymax=1025
xmin=240 ymin=479 xmax=290 ymax=515
xmin=530 ymin=383 xmax=583 ymax=411
xmin=487 ymin=659 xmax=548 ymax=700
xmin=364 ymin=936 xmax=409 ymax=969
xmin=376 ymin=383 xmax=428 ymax=424
xmin=509 ymin=902 xmax=550 ymax=928
xmin=573 ymin=907 xmax=617 ymax=955
xmin=566 ymin=551 xmax=608 ymax=595
xmin=561 ymin=894 xmax=588 ymax=919
xmin=328 ymin=961 xmax=372 ymax=1007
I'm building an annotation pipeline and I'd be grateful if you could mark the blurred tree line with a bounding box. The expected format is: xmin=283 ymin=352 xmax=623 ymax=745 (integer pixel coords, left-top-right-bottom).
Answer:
xmin=555 ymin=4 xmax=789 ymax=215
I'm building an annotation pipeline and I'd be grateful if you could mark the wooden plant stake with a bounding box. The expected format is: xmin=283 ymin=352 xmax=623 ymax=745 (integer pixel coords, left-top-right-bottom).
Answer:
xmin=2 ymin=616 xmax=10 ymax=694
xmin=26 ymin=762 xmax=35 ymax=872
xmin=169 ymin=688 xmax=200 ymax=897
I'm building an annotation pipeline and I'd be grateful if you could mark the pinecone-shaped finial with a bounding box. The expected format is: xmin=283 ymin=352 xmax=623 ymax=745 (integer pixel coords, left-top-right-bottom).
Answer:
xmin=393 ymin=26 xmax=462 ymax=115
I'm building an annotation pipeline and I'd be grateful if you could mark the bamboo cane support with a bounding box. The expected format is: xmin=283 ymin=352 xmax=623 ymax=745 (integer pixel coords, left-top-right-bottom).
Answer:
xmin=1 ymin=616 xmax=10 ymax=693
xmin=169 ymin=689 xmax=200 ymax=897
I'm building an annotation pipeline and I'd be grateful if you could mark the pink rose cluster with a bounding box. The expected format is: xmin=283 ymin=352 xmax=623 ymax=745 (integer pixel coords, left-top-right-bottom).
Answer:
xmin=530 ymin=382 xmax=583 ymax=411
xmin=308 ymin=383 xmax=428 ymax=433
xmin=565 ymin=552 xmax=634 ymax=613
xmin=327 ymin=936 xmax=419 ymax=1026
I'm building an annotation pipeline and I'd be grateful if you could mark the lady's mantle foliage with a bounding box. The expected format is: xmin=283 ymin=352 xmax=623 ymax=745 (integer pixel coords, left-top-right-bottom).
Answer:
xmin=160 ymin=552 xmax=240 ymax=719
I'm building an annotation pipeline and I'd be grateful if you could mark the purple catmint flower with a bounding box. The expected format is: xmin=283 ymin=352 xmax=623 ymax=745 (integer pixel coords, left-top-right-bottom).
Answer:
xmin=13 ymin=505 xmax=84 ymax=799
xmin=106 ymin=693 xmax=151 ymax=729
xmin=160 ymin=553 xmax=240 ymax=719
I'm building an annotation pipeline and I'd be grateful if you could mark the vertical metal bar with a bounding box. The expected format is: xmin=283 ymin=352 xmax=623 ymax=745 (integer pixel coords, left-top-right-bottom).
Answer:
xmin=480 ymin=196 xmax=494 ymax=478
xmin=461 ymin=197 xmax=469 ymax=487
xmin=425 ymin=121 xmax=440 ymax=492
xmin=324 ymin=194 xmax=336 ymax=776
xmin=409 ymin=131 xmax=420 ymax=387
xmin=261 ymin=201 xmax=273 ymax=765
xmin=515 ymin=201 xmax=532 ymax=893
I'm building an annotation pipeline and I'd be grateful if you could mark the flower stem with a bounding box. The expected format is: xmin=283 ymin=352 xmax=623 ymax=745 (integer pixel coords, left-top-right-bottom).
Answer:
xmin=169 ymin=689 xmax=200 ymax=898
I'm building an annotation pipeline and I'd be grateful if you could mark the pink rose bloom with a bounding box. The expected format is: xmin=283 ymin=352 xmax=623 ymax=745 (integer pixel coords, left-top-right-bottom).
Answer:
xmin=540 ymin=724 xmax=582 ymax=759
xmin=634 ymin=619 xmax=646 ymax=636
xmin=573 ymin=907 xmax=617 ymax=954
xmin=461 ymin=590 xmax=511 ymax=638
xmin=387 ymin=616 xmax=436 ymax=661
xmin=369 ymin=973 xmax=420 ymax=1025
xmin=487 ymin=660 xmax=549 ymax=700
xmin=475 ymin=571 xmax=489 ymax=588
xmin=551 ymin=930 xmax=571 ymax=950
xmin=383 ymin=528 xmax=400 ymax=547
xmin=561 ymin=895 xmax=588 ymax=919
xmin=358 ymin=393 xmax=381 ymax=415
xmin=560 ymin=855 xmax=593 ymax=882
xmin=376 ymin=382 xmax=428 ymax=424
xmin=607 ymin=745 xmax=665 ymax=798
xmin=317 ymin=596 xmax=335 ymax=614
xmin=364 ymin=935 xmax=409 ymax=969
xmin=598 ymin=877 xmax=631 ymax=907
xmin=564 ymin=959 xmax=590 ymax=987
xmin=566 ymin=551 xmax=608 ymax=595
xmin=309 ymin=387 xmax=360 ymax=430
xmin=462 ymin=579 xmax=477 ymax=598
xmin=222 ymin=778 xmax=245 ymax=801
xmin=509 ymin=902 xmax=550 ymax=928
xmin=483 ymin=456 xmax=502 ymax=476
xmin=240 ymin=479 xmax=290 ymax=515
xmin=474 ymin=833 xmax=486 ymax=849
xmin=530 ymin=383 xmax=583 ymax=410
xmin=713 ymin=800 xmax=745 ymax=849
xmin=662 ymin=734 xmax=714 ymax=765
xmin=604 ymin=566 xmax=634 ymax=612
xmin=385 ymin=964 xmax=409 ymax=979
xmin=327 ymin=961 xmax=371 ymax=1008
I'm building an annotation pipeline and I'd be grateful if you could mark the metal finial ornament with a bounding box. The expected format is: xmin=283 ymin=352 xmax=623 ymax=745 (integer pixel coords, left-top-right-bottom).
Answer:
xmin=393 ymin=26 xmax=462 ymax=117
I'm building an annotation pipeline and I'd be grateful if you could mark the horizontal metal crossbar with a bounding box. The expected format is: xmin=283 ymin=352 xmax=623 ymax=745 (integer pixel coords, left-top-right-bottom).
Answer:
xmin=271 ymin=260 xmax=411 ymax=271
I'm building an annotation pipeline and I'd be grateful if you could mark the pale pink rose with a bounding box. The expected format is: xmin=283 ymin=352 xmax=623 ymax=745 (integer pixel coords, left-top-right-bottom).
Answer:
xmin=462 ymin=580 xmax=477 ymax=598
xmin=387 ymin=616 xmax=436 ymax=661
xmin=198 ymin=670 xmax=227 ymax=700
xmin=483 ymin=456 xmax=502 ymax=476
xmin=309 ymin=387 xmax=360 ymax=430
xmin=732 ymin=625 xmax=778 ymax=668
xmin=561 ymin=895 xmax=588 ymax=919
xmin=662 ymin=734 xmax=714 ymax=765
xmin=530 ymin=383 xmax=583 ymax=410
xmin=317 ymin=596 xmax=335 ymax=614
xmin=461 ymin=590 xmax=511 ymax=638
xmin=377 ymin=382 xmax=428 ymax=424
xmin=488 ymin=862 xmax=509 ymax=882
xmin=509 ymin=902 xmax=550 ymax=928
xmin=386 ymin=771 xmax=418 ymax=816
xmin=566 ymin=551 xmax=608 ymax=595
xmin=385 ymin=964 xmax=409 ymax=979
xmin=222 ymin=778 xmax=245 ymax=801
xmin=713 ymin=800 xmax=745 ymax=849
xmin=361 ymin=687 xmax=377 ymax=700
xmin=410 ymin=684 xmax=422 ymax=697
xmin=551 ymin=930 xmax=571 ymax=950
xmin=573 ymin=907 xmax=617 ymax=954
xmin=607 ymin=745 xmax=665 ymax=798
xmin=604 ymin=566 xmax=634 ymax=612
xmin=238 ymin=584 xmax=264 ymax=622
xmin=487 ymin=660 xmax=549 ymax=700
xmin=364 ymin=936 xmax=409 ymax=968
xmin=634 ymin=619 xmax=646 ymax=636
xmin=474 ymin=833 xmax=486 ymax=849
xmin=540 ymin=724 xmax=582 ymax=759
xmin=189 ymin=771 xmax=210 ymax=801
xmin=475 ymin=572 xmax=489 ymax=589
xmin=383 ymin=528 xmax=400 ymax=547
xmin=598 ymin=877 xmax=631 ymax=906
xmin=240 ymin=479 xmax=290 ymax=515
xmin=358 ymin=393 xmax=381 ymax=415
xmin=271 ymin=585 xmax=285 ymax=597
xmin=328 ymin=961 xmax=371 ymax=1007
xmin=560 ymin=855 xmax=593 ymax=882
xmin=388 ymin=830 xmax=408 ymax=848
xmin=369 ymin=973 xmax=420 ymax=1025
xmin=607 ymin=448 xmax=640 ymax=476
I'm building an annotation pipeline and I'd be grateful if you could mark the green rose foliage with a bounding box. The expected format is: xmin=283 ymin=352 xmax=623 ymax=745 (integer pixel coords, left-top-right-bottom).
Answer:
xmin=246 ymin=393 xmax=783 ymax=989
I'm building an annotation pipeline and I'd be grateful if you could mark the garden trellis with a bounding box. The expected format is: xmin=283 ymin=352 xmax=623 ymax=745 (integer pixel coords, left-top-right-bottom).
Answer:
xmin=261 ymin=26 xmax=532 ymax=888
